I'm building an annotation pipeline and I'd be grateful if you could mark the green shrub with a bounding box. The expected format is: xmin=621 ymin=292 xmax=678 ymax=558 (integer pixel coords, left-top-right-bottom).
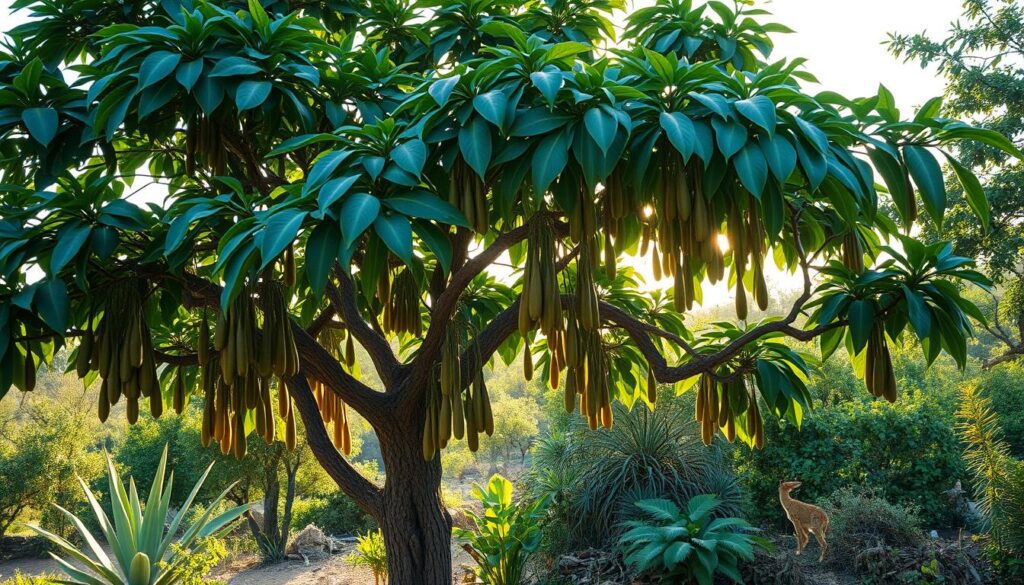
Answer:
xmin=161 ymin=537 xmax=227 ymax=585
xmin=290 ymin=492 xmax=376 ymax=536
xmin=455 ymin=474 xmax=549 ymax=585
xmin=0 ymin=572 xmax=60 ymax=585
xmin=348 ymin=530 xmax=388 ymax=585
xmin=619 ymin=495 xmax=765 ymax=585
xmin=527 ymin=392 xmax=741 ymax=554
xmin=736 ymin=390 xmax=965 ymax=527
xmin=822 ymin=487 xmax=924 ymax=568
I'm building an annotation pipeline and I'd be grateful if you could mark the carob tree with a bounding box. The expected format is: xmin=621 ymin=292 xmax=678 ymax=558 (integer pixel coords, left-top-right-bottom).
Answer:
xmin=0 ymin=0 xmax=1017 ymax=582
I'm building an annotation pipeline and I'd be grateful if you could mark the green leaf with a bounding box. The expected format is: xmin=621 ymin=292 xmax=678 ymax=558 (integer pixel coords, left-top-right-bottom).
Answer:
xmin=473 ymin=90 xmax=508 ymax=129
xmin=175 ymin=59 xmax=203 ymax=92
xmin=35 ymin=279 xmax=69 ymax=333
xmin=22 ymin=107 xmax=58 ymax=147
xmin=259 ymin=210 xmax=306 ymax=269
xmin=942 ymin=152 xmax=989 ymax=232
xmin=374 ymin=213 xmax=413 ymax=265
xmin=867 ymin=147 xmax=913 ymax=229
xmin=532 ymin=130 xmax=571 ymax=195
xmin=383 ymin=193 xmax=469 ymax=227
xmin=585 ymin=107 xmax=617 ymax=154
xmin=846 ymin=299 xmax=874 ymax=354
xmin=194 ymin=77 xmax=224 ymax=114
xmin=305 ymin=222 xmax=340 ymax=295
xmin=303 ymin=150 xmax=351 ymax=195
xmin=459 ymin=117 xmax=491 ymax=179
xmin=711 ymin=117 xmax=747 ymax=159
xmin=428 ymin=75 xmax=460 ymax=107
xmin=903 ymin=146 xmax=946 ymax=227
xmin=413 ymin=220 xmax=453 ymax=274
xmin=759 ymin=133 xmax=796 ymax=181
xmin=938 ymin=126 xmax=1024 ymax=160
xmin=391 ymin=139 xmax=428 ymax=177
xmin=208 ymin=56 xmax=262 ymax=77
xmin=235 ymin=80 xmax=271 ymax=111
xmin=734 ymin=143 xmax=767 ymax=197
xmin=659 ymin=112 xmax=695 ymax=160
xmin=509 ymin=109 xmax=571 ymax=137
xmin=340 ymin=193 xmax=380 ymax=245
xmin=734 ymin=95 xmax=776 ymax=135
xmin=50 ymin=223 xmax=91 ymax=274
xmin=138 ymin=51 xmax=181 ymax=90
xmin=317 ymin=175 xmax=360 ymax=212
xmin=530 ymin=71 xmax=562 ymax=106
xmin=902 ymin=285 xmax=931 ymax=341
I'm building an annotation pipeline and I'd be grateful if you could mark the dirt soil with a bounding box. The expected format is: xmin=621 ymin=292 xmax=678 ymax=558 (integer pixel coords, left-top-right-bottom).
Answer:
xmin=0 ymin=542 xmax=476 ymax=584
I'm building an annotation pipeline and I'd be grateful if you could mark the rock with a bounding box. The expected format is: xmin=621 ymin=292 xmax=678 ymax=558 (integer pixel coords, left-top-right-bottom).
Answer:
xmin=288 ymin=524 xmax=330 ymax=560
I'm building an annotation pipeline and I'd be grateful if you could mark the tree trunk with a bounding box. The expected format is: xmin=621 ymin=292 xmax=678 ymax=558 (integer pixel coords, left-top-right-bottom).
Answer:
xmin=377 ymin=420 xmax=452 ymax=585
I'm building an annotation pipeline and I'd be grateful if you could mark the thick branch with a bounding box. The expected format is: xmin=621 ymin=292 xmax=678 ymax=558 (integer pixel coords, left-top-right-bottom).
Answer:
xmin=406 ymin=216 xmax=565 ymax=397
xmin=327 ymin=271 xmax=399 ymax=386
xmin=285 ymin=375 xmax=381 ymax=516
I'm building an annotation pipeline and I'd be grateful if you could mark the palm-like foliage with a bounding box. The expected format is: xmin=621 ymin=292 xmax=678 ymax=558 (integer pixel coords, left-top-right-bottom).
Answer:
xmin=957 ymin=382 xmax=1024 ymax=557
xmin=28 ymin=446 xmax=248 ymax=585
xmin=528 ymin=395 xmax=741 ymax=550
xmin=620 ymin=495 xmax=764 ymax=585
xmin=455 ymin=474 xmax=549 ymax=585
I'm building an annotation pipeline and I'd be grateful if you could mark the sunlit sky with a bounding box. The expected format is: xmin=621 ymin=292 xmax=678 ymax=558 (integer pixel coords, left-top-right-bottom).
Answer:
xmin=0 ymin=0 xmax=964 ymax=307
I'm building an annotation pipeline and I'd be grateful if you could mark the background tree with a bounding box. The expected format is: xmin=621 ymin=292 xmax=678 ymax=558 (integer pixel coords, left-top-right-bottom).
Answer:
xmin=0 ymin=368 xmax=106 ymax=538
xmin=889 ymin=0 xmax=1024 ymax=367
xmin=0 ymin=0 xmax=1017 ymax=582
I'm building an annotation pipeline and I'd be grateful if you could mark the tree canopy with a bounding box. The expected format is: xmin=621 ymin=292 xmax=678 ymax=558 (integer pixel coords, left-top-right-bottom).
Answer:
xmin=889 ymin=0 xmax=1024 ymax=367
xmin=0 ymin=0 xmax=1020 ymax=580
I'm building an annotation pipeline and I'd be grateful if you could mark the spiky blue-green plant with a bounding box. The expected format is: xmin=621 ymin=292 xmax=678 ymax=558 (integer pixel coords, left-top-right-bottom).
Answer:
xmin=29 ymin=445 xmax=248 ymax=585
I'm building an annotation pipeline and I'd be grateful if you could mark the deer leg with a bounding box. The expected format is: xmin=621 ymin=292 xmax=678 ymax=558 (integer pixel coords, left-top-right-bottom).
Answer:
xmin=812 ymin=529 xmax=827 ymax=562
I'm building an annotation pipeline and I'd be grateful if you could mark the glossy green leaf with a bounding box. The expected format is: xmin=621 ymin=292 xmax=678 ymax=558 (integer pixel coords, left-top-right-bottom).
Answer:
xmin=22 ymin=107 xmax=58 ymax=147
xmin=459 ymin=117 xmax=491 ymax=179
xmin=340 ymin=193 xmax=380 ymax=245
xmin=384 ymin=193 xmax=469 ymax=227
xmin=659 ymin=112 xmax=696 ymax=160
xmin=391 ymin=139 xmax=428 ymax=177
xmin=35 ymin=279 xmax=69 ymax=333
xmin=259 ymin=209 xmax=306 ymax=269
xmin=138 ymin=51 xmax=180 ymax=90
xmin=374 ymin=213 xmax=413 ymax=264
xmin=904 ymin=146 xmax=946 ymax=227
xmin=305 ymin=222 xmax=340 ymax=295
xmin=734 ymin=95 xmax=775 ymax=135
xmin=235 ymin=80 xmax=271 ymax=110
xmin=943 ymin=152 xmax=989 ymax=232
xmin=532 ymin=130 xmax=571 ymax=196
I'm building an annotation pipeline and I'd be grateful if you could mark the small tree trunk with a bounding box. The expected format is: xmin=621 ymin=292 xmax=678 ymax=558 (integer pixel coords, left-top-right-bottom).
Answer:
xmin=377 ymin=420 xmax=452 ymax=585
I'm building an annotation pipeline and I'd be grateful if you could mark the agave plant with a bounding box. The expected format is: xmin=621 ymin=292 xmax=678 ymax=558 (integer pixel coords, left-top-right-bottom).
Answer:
xmin=29 ymin=446 xmax=248 ymax=585
xmin=619 ymin=495 xmax=765 ymax=585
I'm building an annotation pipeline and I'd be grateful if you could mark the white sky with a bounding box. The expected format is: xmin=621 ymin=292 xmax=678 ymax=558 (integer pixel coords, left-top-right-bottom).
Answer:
xmin=1 ymin=0 xmax=963 ymax=306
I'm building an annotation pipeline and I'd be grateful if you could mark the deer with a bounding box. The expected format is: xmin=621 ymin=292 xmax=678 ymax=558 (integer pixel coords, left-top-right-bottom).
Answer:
xmin=779 ymin=480 xmax=829 ymax=561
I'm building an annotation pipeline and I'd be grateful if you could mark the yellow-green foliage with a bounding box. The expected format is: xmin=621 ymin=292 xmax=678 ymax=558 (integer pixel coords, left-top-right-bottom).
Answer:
xmin=0 ymin=572 xmax=60 ymax=585
xmin=348 ymin=530 xmax=388 ymax=585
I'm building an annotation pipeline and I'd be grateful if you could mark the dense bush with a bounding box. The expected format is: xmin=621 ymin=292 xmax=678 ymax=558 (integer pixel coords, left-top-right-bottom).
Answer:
xmin=527 ymin=390 xmax=741 ymax=554
xmin=822 ymin=487 xmax=924 ymax=568
xmin=736 ymin=390 xmax=965 ymax=527
xmin=290 ymin=491 xmax=377 ymax=536
xmin=620 ymin=495 xmax=763 ymax=584
xmin=456 ymin=474 xmax=548 ymax=585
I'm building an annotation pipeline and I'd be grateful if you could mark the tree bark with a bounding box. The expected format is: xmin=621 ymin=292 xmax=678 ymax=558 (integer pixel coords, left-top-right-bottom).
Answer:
xmin=376 ymin=410 xmax=453 ymax=585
